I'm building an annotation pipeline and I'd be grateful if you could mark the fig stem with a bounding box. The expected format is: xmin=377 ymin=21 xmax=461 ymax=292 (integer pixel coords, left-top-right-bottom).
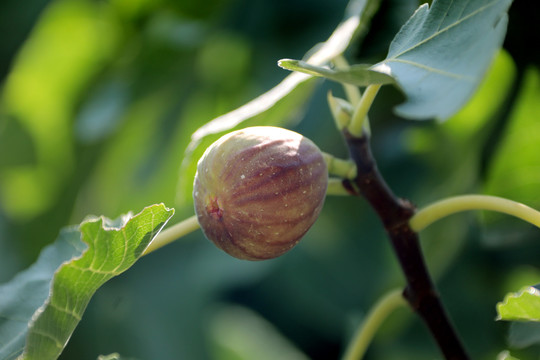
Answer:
xmin=327 ymin=91 xmax=354 ymax=131
xmin=348 ymin=84 xmax=381 ymax=137
xmin=332 ymin=55 xmax=362 ymax=105
xmin=143 ymin=215 xmax=200 ymax=256
xmin=327 ymin=178 xmax=354 ymax=196
xmin=410 ymin=194 xmax=540 ymax=232
xmin=342 ymin=288 xmax=407 ymax=360
xmin=323 ymin=152 xmax=357 ymax=179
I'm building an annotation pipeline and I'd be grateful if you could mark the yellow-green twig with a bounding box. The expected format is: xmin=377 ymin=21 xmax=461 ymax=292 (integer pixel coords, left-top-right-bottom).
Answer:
xmin=348 ymin=84 xmax=381 ymax=137
xmin=143 ymin=215 xmax=200 ymax=256
xmin=327 ymin=178 xmax=353 ymax=196
xmin=323 ymin=152 xmax=357 ymax=179
xmin=410 ymin=195 xmax=540 ymax=232
xmin=327 ymin=91 xmax=354 ymax=131
xmin=332 ymin=55 xmax=362 ymax=106
xmin=342 ymin=288 xmax=407 ymax=360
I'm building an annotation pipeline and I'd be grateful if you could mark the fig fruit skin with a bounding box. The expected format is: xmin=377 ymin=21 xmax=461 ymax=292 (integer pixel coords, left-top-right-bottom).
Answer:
xmin=193 ymin=126 xmax=328 ymax=261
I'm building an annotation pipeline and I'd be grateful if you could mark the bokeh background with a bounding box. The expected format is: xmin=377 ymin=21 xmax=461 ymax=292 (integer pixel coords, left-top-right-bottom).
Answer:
xmin=1 ymin=0 xmax=539 ymax=359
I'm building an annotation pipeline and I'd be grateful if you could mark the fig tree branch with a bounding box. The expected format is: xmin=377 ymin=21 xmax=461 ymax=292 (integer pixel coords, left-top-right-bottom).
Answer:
xmin=343 ymin=130 xmax=469 ymax=360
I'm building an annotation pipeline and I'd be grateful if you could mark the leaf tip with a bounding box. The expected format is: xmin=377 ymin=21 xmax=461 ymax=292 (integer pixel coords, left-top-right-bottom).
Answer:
xmin=277 ymin=59 xmax=296 ymax=70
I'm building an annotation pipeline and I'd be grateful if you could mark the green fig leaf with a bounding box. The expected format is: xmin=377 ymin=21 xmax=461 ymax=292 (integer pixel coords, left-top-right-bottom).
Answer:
xmin=277 ymin=59 xmax=394 ymax=86
xmin=497 ymin=285 xmax=540 ymax=322
xmin=0 ymin=204 xmax=174 ymax=360
xmin=372 ymin=0 xmax=512 ymax=120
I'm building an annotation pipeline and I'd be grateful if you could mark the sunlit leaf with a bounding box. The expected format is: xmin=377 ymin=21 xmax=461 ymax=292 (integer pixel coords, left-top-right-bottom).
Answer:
xmin=497 ymin=285 xmax=540 ymax=322
xmin=0 ymin=204 xmax=174 ymax=360
xmin=372 ymin=0 xmax=512 ymax=120
xmin=277 ymin=59 xmax=394 ymax=86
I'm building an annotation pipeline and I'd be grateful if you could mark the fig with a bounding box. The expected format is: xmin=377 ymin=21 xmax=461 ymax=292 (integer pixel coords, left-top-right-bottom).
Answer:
xmin=193 ymin=126 xmax=328 ymax=260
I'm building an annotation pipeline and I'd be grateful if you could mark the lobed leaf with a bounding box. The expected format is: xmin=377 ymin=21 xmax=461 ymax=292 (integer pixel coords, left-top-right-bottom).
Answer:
xmin=0 ymin=228 xmax=85 ymax=360
xmin=497 ymin=285 xmax=540 ymax=322
xmin=0 ymin=204 xmax=174 ymax=360
xmin=277 ymin=59 xmax=394 ymax=86
xmin=372 ymin=0 xmax=512 ymax=120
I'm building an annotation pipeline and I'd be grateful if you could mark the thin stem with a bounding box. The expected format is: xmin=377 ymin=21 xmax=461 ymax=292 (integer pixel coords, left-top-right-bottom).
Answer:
xmin=327 ymin=178 xmax=354 ymax=196
xmin=348 ymin=84 xmax=381 ymax=137
xmin=332 ymin=55 xmax=362 ymax=106
xmin=410 ymin=195 xmax=540 ymax=232
xmin=323 ymin=152 xmax=357 ymax=179
xmin=342 ymin=288 xmax=407 ymax=360
xmin=327 ymin=91 xmax=354 ymax=131
xmin=143 ymin=215 xmax=200 ymax=256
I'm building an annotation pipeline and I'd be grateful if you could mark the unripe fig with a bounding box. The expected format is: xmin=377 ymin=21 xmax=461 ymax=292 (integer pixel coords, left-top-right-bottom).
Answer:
xmin=193 ymin=126 xmax=328 ymax=260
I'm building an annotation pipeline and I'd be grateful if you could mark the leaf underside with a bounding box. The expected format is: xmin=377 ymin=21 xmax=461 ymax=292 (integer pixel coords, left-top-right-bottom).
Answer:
xmin=0 ymin=228 xmax=85 ymax=360
xmin=372 ymin=0 xmax=512 ymax=120
xmin=277 ymin=59 xmax=394 ymax=86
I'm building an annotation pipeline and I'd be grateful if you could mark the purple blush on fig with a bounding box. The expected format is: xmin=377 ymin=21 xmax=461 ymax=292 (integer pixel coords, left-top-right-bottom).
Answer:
xmin=193 ymin=126 xmax=328 ymax=260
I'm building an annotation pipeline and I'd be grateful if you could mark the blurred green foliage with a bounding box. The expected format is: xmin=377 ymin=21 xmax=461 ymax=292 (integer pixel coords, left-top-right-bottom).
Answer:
xmin=1 ymin=0 xmax=539 ymax=359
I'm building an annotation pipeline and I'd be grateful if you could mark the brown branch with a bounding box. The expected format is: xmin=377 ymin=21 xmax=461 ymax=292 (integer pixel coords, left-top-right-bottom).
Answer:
xmin=343 ymin=130 xmax=469 ymax=360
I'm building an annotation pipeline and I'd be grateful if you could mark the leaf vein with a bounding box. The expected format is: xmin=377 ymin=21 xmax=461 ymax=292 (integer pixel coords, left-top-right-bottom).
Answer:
xmin=435 ymin=0 xmax=453 ymax=32
xmin=67 ymin=263 xmax=121 ymax=276
xmin=389 ymin=0 xmax=499 ymax=60
xmin=30 ymin=328 xmax=63 ymax=349
xmin=49 ymin=301 xmax=82 ymax=321
xmin=385 ymin=58 xmax=476 ymax=81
